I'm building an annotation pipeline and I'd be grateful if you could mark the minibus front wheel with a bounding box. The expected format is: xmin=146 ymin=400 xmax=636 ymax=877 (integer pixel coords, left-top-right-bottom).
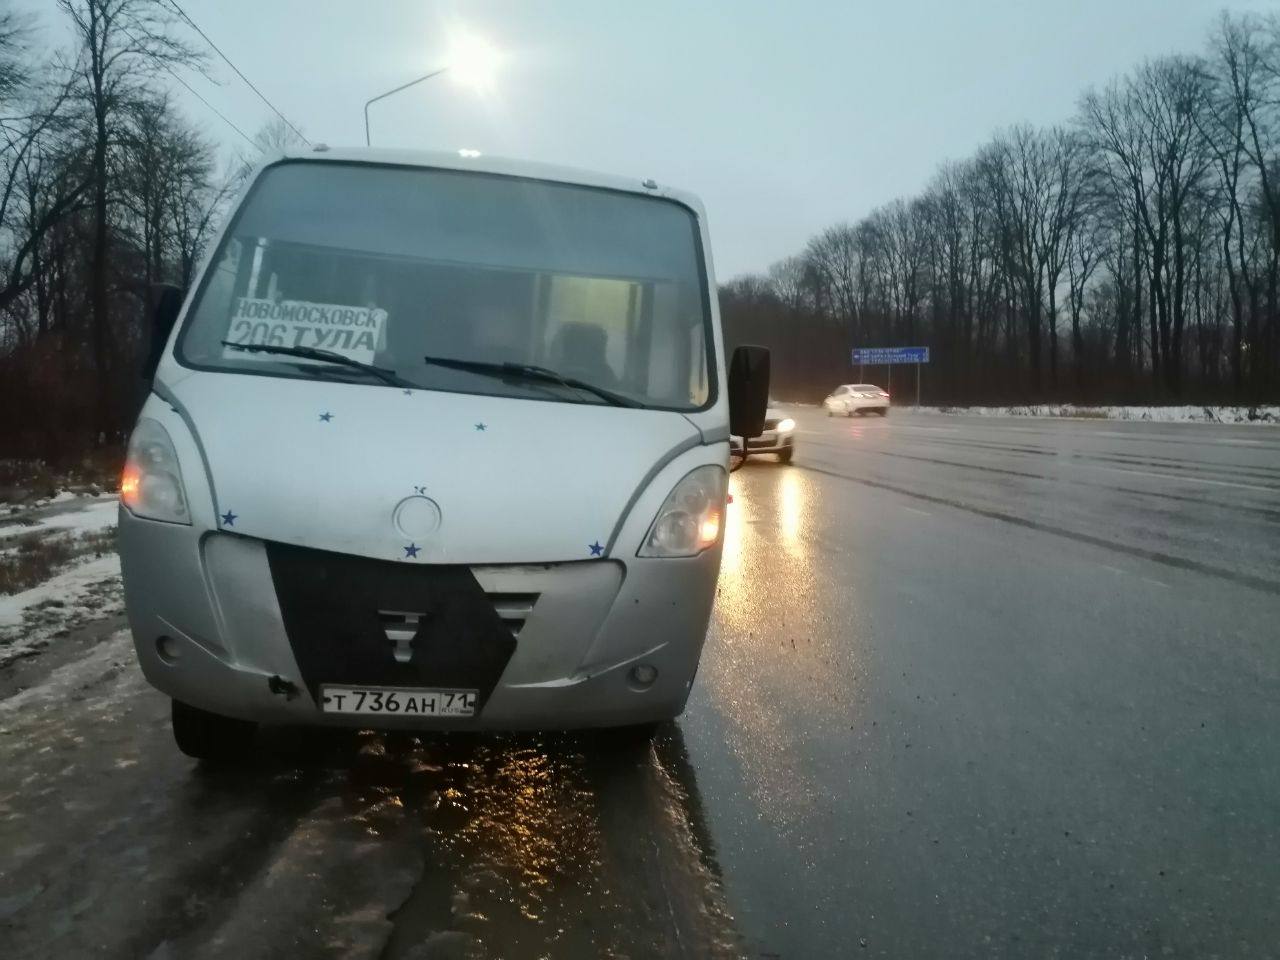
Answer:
xmin=171 ymin=698 xmax=256 ymax=761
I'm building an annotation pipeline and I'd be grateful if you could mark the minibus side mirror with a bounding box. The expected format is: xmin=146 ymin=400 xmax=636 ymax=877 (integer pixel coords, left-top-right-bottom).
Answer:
xmin=728 ymin=344 xmax=770 ymax=439
xmin=143 ymin=284 xmax=184 ymax=383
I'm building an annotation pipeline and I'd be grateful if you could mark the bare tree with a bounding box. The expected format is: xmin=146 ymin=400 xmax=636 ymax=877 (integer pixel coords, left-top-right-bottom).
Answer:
xmin=57 ymin=0 xmax=202 ymax=433
xmin=732 ymin=18 xmax=1276 ymax=406
xmin=1082 ymin=58 xmax=1213 ymax=396
xmin=233 ymin=115 xmax=306 ymax=182
xmin=0 ymin=12 xmax=88 ymax=321
xmin=1199 ymin=13 xmax=1266 ymax=392
xmin=1066 ymin=206 xmax=1106 ymax=390
xmin=803 ymin=223 xmax=863 ymax=336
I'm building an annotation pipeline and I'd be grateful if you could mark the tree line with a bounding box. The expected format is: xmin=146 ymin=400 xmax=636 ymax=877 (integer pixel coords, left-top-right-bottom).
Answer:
xmin=722 ymin=13 xmax=1280 ymax=406
xmin=0 ymin=0 xmax=292 ymax=460
xmin=5 ymin=4 xmax=1277 ymax=464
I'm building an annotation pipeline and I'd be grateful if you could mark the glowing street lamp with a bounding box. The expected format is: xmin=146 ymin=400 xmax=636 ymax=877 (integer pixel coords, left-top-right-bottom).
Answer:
xmin=447 ymin=32 xmax=501 ymax=93
xmin=363 ymin=32 xmax=503 ymax=146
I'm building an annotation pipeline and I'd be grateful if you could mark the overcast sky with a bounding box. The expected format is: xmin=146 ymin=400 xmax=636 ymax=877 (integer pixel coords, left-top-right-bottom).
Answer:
xmin=27 ymin=0 xmax=1278 ymax=279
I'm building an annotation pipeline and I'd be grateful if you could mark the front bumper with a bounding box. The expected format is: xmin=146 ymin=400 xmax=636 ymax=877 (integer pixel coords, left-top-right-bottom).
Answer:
xmin=730 ymin=430 xmax=794 ymax=455
xmin=119 ymin=511 xmax=722 ymax=730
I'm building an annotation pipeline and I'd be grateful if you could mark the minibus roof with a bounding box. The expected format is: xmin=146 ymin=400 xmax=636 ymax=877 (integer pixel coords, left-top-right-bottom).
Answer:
xmin=267 ymin=146 xmax=706 ymax=217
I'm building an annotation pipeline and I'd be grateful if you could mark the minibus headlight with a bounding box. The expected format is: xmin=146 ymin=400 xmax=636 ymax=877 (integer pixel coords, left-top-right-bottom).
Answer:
xmin=122 ymin=419 xmax=190 ymax=525
xmin=638 ymin=465 xmax=727 ymax=558
xmin=776 ymin=417 xmax=796 ymax=432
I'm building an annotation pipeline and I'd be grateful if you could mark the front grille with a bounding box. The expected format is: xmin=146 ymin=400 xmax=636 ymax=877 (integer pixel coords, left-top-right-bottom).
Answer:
xmin=378 ymin=610 xmax=422 ymax=663
xmin=381 ymin=593 xmax=538 ymax=639
xmin=266 ymin=542 xmax=519 ymax=707
xmin=486 ymin=592 xmax=538 ymax=636
xmin=747 ymin=437 xmax=775 ymax=448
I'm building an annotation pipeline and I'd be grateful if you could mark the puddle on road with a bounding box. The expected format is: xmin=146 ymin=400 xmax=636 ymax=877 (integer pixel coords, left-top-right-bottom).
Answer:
xmin=1 ymin=632 xmax=742 ymax=959
xmin=710 ymin=466 xmax=870 ymax=830
xmin=243 ymin=724 xmax=745 ymax=960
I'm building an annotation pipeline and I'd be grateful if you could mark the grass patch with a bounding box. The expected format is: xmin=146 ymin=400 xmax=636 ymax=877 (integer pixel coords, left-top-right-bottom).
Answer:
xmin=0 ymin=534 xmax=76 ymax=595
xmin=0 ymin=528 xmax=117 ymax=596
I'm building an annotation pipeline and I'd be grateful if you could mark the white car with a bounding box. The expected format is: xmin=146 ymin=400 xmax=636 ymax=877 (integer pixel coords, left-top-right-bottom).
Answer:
xmin=824 ymin=384 xmax=890 ymax=417
xmin=731 ymin=405 xmax=795 ymax=463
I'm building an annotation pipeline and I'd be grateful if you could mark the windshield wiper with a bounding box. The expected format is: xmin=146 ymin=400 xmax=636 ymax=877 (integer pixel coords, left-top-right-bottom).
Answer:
xmin=221 ymin=341 xmax=411 ymax=389
xmin=421 ymin=354 xmax=640 ymax=408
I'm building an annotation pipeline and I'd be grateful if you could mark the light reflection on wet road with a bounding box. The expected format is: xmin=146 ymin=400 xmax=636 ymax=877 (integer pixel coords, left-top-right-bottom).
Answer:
xmin=0 ymin=649 xmax=743 ymax=959
xmin=2 ymin=409 xmax=1279 ymax=958
xmin=688 ymin=408 xmax=1280 ymax=958
xmin=705 ymin=466 xmax=861 ymax=842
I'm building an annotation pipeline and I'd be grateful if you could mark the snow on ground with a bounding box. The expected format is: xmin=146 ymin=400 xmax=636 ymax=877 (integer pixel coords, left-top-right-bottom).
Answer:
xmin=0 ymin=495 xmax=123 ymax=668
xmin=0 ymin=627 xmax=130 ymax=713
xmin=1 ymin=482 xmax=112 ymax=515
xmin=914 ymin=404 xmax=1280 ymax=424
xmin=0 ymin=497 xmax=119 ymax=539
xmin=0 ymin=553 xmax=123 ymax=668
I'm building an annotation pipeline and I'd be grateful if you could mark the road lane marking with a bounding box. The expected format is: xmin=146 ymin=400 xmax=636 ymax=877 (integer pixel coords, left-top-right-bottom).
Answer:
xmin=804 ymin=437 xmax=1280 ymax=519
xmin=1142 ymin=577 xmax=1172 ymax=589
xmin=1098 ymin=564 xmax=1126 ymax=576
xmin=846 ymin=444 xmax=1280 ymax=494
xmin=891 ymin=424 xmax=958 ymax=432
xmin=856 ymin=448 xmax=1048 ymax=480
xmin=902 ymin=506 xmax=932 ymax=517
xmin=1092 ymin=430 xmax=1272 ymax=448
xmin=1069 ymin=449 xmax=1280 ymax=483
xmin=794 ymin=462 xmax=1280 ymax=597
xmin=1084 ymin=462 xmax=1279 ymax=493
xmin=906 ymin=434 xmax=1056 ymax=457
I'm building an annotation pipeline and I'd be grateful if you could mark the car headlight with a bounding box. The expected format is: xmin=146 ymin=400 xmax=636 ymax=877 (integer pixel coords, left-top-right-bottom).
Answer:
xmin=121 ymin=418 xmax=191 ymax=524
xmin=638 ymin=464 xmax=726 ymax=557
xmin=776 ymin=417 xmax=796 ymax=432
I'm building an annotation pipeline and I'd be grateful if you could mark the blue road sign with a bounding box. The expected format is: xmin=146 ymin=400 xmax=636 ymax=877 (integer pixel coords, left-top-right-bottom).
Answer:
xmin=851 ymin=346 xmax=930 ymax=365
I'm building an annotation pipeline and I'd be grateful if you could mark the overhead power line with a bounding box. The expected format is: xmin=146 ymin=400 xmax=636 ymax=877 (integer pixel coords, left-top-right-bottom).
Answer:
xmin=163 ymin=66 xmax=256 ymax=147
xmin=121 ymin=27 xmax=256 ymax=148
xmin=164 ymin=0 xmax=310 ymax=145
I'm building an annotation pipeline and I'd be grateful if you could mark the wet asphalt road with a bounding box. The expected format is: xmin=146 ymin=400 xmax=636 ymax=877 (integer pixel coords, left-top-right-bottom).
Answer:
xmin=3 ymin=409 xmax=1280 ymax=958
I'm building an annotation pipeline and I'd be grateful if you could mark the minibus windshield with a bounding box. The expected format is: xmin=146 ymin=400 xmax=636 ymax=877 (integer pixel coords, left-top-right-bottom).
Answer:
xmin=178 ymin=161 xmax=714 ymax=410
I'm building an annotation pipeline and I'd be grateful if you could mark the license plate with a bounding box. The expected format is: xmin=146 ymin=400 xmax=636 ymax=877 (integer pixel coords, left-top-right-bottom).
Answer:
xmin=320 ymin=685 xmax=478 ymax=718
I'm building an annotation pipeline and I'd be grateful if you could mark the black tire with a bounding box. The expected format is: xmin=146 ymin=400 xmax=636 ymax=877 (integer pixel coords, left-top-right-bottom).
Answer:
xmin=878 ymin=407 xmax=889 ymax=416
xmin=777 ymin=448 xmax=793 ymax=464
xmin=171 ymin=698 xmax=256 ymax=761
xmin=826 ymin=408 xmax=833 ymax=417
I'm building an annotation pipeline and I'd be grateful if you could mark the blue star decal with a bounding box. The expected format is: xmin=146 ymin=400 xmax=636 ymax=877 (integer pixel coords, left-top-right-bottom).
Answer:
xmin=403 ymin=543 xmax=420 ymax=559
xmin=414 ymin=485 xmax=427 ymax=495
xmin=589 ymin=541 xmax=604 ymax=557
xmin=220 ymin=510 xmax=237 ymax=526
xmin=475 ymin=422 xmax=487 ymax=432
xmin=319 ymin=411 xmax=333 ymax=422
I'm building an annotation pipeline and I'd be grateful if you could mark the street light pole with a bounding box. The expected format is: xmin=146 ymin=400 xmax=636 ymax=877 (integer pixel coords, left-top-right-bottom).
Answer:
xmin=364 ymin=68 xmax=448 ymax=146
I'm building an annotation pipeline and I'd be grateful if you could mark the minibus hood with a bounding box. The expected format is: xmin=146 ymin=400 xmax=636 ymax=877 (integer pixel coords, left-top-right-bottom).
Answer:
xmin=168 ymin=373 xmax=704 ymax=564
